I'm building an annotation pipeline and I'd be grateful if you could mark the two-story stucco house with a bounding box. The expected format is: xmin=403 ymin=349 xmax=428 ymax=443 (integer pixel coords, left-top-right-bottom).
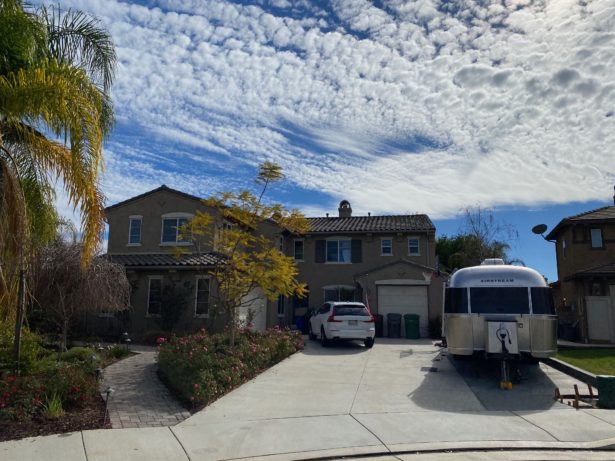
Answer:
xmin=99 ymin=187 xmax=444 ymax=339
xmin=546 ymin=199 xmax=615 ymax=343
xmin=284 ymin=200 xmax=443 ymax=337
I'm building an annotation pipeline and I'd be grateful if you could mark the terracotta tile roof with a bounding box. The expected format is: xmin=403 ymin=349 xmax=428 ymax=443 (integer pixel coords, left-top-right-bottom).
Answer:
xmin=107 ymin=252 xmax=223 ymax=268
xmin=105 ymin=185 xmax=202 ymax=212
xmin=307 ymin=215 xmax=434 ymax=233
xmin=546 ymin=206 xmax=615 ymax=240
xmin=567 ymin=262 xmax=615 ymax=280
xmin=566 ymin=206 xmax=615 ymax=221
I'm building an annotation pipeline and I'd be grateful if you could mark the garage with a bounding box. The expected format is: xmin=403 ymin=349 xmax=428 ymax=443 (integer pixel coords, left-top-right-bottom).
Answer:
xmin=377 ymin=282 xmax=429 ymax=337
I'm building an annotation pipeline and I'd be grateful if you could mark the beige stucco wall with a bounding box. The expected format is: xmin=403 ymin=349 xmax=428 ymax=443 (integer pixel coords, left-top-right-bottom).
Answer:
xmin=106 ymin=189 xmax=216 ymax=254
xmin=284 ymin=231 xmax=442 ymax=324
xmin=555 ymin=223 xmax=615 ymax=280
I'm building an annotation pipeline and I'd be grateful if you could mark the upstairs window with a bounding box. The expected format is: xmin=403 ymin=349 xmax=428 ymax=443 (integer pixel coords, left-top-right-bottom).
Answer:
xmin=408 ymin=238 xmax=420 ymax=256
xmin=294 ymin=239 xmax=304 ymax=261
xmin=128 ymin=216 xmax=142 ymax=245
xmin=381 ymin=238 xmax=393 ymax=256
xmin=591 ymin=228 xmax=603 ymax=248
xmin=327 ymin=239 xmax=351 ymax=263
xmin=161 ymin=213 xmax=192 ymax=244
xmin=195 ymin=277 xmax=210 ymax=317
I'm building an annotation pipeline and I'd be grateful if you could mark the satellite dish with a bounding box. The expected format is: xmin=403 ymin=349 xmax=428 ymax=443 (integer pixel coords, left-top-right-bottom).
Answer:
xmin=531 ymin=224 xmax=548 ymax=235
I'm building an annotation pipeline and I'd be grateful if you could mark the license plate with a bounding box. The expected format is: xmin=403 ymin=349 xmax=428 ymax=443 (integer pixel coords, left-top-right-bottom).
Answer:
xmin=348 ymin=320 xmax=357 ymax=326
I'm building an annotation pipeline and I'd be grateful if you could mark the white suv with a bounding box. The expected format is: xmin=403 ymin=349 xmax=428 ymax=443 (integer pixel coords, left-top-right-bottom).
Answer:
xmin=308 ymin=301 xmax=375 ymax=348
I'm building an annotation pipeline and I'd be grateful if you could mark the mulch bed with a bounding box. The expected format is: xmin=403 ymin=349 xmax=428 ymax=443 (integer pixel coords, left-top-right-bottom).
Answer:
xmin=0 ymin=395 xmax=111 ymax=442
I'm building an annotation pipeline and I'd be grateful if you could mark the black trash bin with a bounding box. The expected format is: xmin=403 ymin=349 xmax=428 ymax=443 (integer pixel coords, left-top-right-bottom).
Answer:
xmin=375 ymin=314 xmax=384 ymax=338
xmin=387 ymin=313 xmax=402 ymax=338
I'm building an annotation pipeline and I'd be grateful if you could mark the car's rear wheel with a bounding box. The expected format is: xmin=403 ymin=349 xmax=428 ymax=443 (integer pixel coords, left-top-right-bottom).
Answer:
xmin=364 ymin=337 xmax=374 ymax=348
xmin=320 ymin=327 xmax=329 ymax=347
xmin=308 ymin=323 xmax=316 ymax=341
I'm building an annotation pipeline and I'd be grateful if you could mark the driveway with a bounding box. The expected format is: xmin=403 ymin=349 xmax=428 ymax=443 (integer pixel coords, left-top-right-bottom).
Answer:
xmin=3 ymin=338 xmax=615 ymax=461
xmin=171 ymin=338 xmax=615 ymax=459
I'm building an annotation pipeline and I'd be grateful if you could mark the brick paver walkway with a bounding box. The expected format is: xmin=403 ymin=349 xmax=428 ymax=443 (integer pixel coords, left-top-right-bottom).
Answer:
xmin=101 ymin=350 xmax=191 ymax=428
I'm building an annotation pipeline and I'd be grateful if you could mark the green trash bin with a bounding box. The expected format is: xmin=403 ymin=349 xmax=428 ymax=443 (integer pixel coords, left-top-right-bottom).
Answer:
xmin=404 ymin=314 xmax=420 ymax=339
xmin=597 ymin=375 xmax=615 ymax=409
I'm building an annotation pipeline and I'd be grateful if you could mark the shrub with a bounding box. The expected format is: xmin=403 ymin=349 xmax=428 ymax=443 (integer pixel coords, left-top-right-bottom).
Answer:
xmin=0 ymin=373 xmax=45 ymax=421
xmin=59 ymin=347 xmax=99 ymax=373
xmin=41 ymin=362 xmax=99 ymax=409
xmin=105 ymin=345 xmax=131 ymax=359
xmin=158 ymin=327 xmax=303 ymax=406
xmin=0 ymin=322 xmax=44 ymax=373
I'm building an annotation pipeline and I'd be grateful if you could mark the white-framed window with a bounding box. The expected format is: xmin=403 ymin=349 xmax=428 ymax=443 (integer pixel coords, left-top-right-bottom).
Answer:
xmin=323 ymin=285 xmax=356 ymax=302
xmin=128 ymin=215 xmax=142 ymax=245
xmin=408 ymin=237 xmax=420 ymax=256
xmin=194 ymin=276 xmax=210 ymax=317
xmin=381 ymin=238 xmax=393 ymax=256
xmin=326 ymin=238 xmax=351 ymax=263
xmin=591 ymin=228 xmax=603 ymax=248
xmin=277 ymin=295 xmax=285 ymax=317
xmin=294 ymin=239 xmax=304 ymax=261
xmin=147 ymin=276 xmax=163 ymax=317
xmin=161 ymin=213 xmax=193 ymax=245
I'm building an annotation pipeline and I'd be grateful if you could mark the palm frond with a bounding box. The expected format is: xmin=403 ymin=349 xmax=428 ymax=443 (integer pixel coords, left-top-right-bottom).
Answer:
xmin=0 ymin=1 xmax=47 ymax=76
xmin=1 ymin=107 xmax=105 ymax=265
xmin=41 ymin=6 xmax=116 ymax=93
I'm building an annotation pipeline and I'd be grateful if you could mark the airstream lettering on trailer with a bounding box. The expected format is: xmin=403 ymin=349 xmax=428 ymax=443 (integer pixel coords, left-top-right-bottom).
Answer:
xmin=444 ymin=259 xmax=557 ymax=361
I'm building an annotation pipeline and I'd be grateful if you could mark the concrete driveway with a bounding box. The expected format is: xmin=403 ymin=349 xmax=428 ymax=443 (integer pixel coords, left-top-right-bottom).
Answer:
xmin=3 ymin=338 xmax=615 ymax=461
xmin=170 ymin=338 xmax=615 ymax=459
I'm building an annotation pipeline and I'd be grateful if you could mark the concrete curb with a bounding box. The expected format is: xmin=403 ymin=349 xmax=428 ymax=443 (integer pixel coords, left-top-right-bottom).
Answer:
xmin=229 ymin=438 xmax=615 ymax=460
xmin=543 ymin=357 xmax=597 ymax=387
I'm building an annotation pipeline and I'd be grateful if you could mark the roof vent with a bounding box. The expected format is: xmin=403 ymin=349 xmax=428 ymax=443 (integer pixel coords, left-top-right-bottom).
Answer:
xmin=338 ymin=200 xmax=352 ymax=218
xmin=481 ymin=258 xmax=505 ymax=265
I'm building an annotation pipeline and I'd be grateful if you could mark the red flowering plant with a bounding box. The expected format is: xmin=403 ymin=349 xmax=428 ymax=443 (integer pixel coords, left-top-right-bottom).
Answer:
xmin=0 ymin=374 xmax=45 ymax=421
xmin=158 ymin=327 xmax=303 ymax=408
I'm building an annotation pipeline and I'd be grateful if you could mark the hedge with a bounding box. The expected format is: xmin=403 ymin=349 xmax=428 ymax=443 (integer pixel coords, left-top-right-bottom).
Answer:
xmin=158 ymin=327 xmax=303 ymax=406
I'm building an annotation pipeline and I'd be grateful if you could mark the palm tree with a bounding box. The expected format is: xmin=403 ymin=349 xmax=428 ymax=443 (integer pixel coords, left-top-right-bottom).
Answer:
xmin=0 ymin=0 xmax=116 ymax=369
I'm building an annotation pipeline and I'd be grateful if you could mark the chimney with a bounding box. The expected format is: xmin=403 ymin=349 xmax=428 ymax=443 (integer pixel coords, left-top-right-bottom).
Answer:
xmin=613 ymin=185 xmax=615 ymax=205
xmin=338 ymin=200 xmax=352 ymax=218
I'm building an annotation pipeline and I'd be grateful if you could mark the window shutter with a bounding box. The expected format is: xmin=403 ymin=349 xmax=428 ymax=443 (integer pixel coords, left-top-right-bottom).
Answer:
xmin=315 ymin=240 xmax=326 ymax=263
xmin=351 ymin=239 xmax=362 ymax=263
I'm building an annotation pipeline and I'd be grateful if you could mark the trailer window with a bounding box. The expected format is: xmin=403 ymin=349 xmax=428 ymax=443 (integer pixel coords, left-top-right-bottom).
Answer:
xmin=469 ymin=287 xmax=529 ymax=314
xmin=444 ymin=288 xmax=468 ymax=313
xmin=530 ymin=287 xmax=555 ymax=314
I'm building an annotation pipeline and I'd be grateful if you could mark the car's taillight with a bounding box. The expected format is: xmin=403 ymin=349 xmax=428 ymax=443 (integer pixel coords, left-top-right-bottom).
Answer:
xmin=363 ymin=315 xmax=375 ymax=323
xmin=327 ymin=314 xmax=341 ymax=322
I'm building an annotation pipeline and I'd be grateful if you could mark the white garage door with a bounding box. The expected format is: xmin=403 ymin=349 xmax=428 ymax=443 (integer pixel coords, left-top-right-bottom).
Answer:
xmin=378 ymin=285 xmax=428 ymax=338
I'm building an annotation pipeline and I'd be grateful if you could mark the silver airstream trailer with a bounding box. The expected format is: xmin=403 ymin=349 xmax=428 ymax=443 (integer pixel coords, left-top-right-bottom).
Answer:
xmin=444 ymin=259 xmax=557 ymax=364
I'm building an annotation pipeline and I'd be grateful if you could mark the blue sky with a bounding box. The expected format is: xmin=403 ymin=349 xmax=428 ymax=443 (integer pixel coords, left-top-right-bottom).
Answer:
xmin=50 ymin=0 xmax=615 ymax=282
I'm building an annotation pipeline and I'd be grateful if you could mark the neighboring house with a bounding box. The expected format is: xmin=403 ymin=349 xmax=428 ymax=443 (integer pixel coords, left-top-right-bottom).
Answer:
xmin=96 ymin=187 xmax=444 ymax=339
xmin=546 ymin=199 xmax=615 ymax=343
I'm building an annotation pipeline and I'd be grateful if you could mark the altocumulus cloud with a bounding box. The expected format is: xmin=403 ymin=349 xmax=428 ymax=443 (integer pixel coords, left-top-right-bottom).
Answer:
xmin=52 ymin=0 xmax=615 ymax=217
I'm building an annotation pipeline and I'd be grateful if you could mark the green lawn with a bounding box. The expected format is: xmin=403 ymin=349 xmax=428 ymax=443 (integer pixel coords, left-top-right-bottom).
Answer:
xmin=557 ymin=348 xmax=615 ymax=376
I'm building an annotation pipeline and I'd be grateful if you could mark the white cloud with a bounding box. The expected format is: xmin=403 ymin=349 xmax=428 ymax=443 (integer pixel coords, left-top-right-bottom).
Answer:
xmin=45 ymin=0 xmax=615 ymax=219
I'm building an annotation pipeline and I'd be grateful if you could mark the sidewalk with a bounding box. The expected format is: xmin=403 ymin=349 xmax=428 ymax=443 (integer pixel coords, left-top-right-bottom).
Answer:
xmin=2 ymin=339 xmax=615 ymax=460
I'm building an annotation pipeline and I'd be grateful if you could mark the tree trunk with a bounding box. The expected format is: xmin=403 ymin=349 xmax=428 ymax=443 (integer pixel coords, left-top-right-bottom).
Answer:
xmin=12 ymin=268 xmax=26 ymax=375
xmin=61 ymin=319 xmax=69 ymax=352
